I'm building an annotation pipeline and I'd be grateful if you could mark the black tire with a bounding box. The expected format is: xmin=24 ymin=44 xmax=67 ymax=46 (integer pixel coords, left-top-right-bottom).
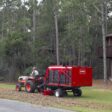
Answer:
xmin=72 ymin=88 xmax=82 ymax=97
xmin=54 ymin=89 xmax=63 ymax=97
xmin=16 ymin=83 xmax=21 ymax=91
xmin=25 ymin=80 xmax=35 ymax=93
xmin=63 ymin=90 xmax=68 ymax=96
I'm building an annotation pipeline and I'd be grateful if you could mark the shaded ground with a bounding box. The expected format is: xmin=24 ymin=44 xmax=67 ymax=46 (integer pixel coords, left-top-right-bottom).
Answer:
xmin=0 ymin=80 xmax=112 ymax=112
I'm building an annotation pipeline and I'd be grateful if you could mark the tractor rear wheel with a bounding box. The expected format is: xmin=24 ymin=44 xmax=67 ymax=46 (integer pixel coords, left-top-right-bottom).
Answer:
xmin=16 ymin=83 xmax=21 ymax=91
xmin=55 ymin=89 xmax=63 ymax=97
xmin=25 ymin=80 xmax=35 ymax=93
xmin=72 ymin=88 xmax=82 ymax=97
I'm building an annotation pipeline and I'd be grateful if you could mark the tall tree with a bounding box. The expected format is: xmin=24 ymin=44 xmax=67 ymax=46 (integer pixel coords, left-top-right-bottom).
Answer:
xmin=102 ymin=0 xmax=107 ymax=82
xmin=53 ymin=0 xmax=60 ymax=65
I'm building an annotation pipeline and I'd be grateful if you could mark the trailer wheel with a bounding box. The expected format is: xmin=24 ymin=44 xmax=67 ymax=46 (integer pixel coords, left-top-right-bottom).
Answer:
xmin=73 ymin=88 xmax=82 ymax=97
xmin=63 ymin=90 xmax=68 ymax=96
xmin=25 ymin=80 xmax=35 ymax=93
xmin=55 ymin=89 xmax=63 ymax=97
xmin=16 ymin=83 xmax=21 ymax=91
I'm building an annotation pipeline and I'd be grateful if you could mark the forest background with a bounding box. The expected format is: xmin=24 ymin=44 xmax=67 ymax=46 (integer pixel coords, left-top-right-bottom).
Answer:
xmin=0 ymin=0 xmax=111 ymax=81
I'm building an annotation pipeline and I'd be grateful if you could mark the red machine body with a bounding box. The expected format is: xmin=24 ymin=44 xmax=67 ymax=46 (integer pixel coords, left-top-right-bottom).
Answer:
xmin=72 ymin=67 xmax=92 ymax=87
xmin=44 ymin=66 xmax=92 ymax=88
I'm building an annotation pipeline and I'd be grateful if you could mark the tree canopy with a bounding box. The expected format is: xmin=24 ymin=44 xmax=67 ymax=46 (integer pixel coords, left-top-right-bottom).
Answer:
xmin=0 ymin=0 xmax=111 ymax=81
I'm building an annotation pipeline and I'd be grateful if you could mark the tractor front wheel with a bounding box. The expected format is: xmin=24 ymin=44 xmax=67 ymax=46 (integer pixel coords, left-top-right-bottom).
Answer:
xmin=16 ymin=83 xmax=21 ymax=91
xmin=73 ymin=88 xmax=82 ymax=97
xmin=25 ymin=80 xmax=35 ymax=93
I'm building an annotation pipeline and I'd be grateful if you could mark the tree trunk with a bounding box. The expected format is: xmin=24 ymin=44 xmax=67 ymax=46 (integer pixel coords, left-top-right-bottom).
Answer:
xmin=32 ymin=0 xmax=36 ymax=41
xmin=54 ymin=11 xmax=59 ymax=65
xmin=1 ymin=8 xmax=4 ymax=39
xmin=102 ymin=0 xmax=107 ymax=83
xmin=111 ymin=60 xmax=112 ymax=79
xmin=78 ymin=39 xmax=81 ymax=66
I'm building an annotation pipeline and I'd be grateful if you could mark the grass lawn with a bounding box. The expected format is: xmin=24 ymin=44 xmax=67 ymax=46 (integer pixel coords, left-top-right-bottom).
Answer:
xmin=81 ymin=87 xmax=112 ymax=104
xmin=65 ymin=87 xmax=112 ymax=112
xmin=0 ymin=83 xmax=15 ymax=89
xmin=0 ymin=83 xmax=112 ymax=112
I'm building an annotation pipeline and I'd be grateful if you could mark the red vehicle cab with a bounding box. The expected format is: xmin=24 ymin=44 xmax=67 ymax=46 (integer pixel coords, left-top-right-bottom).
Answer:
xmin=43 ymin=65 xmax=92 ymax=97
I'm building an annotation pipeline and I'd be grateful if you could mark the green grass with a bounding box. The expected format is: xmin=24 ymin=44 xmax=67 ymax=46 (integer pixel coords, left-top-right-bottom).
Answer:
xmin=81 ymin=87 xmax=112 ymax=104
xmin=0 ymin=83 xmax=15 ymax=89
xmin=67 ymin=106 xmax=112 ymax=112
xmin=65 ymin=87 xmax=112 ymax=112
xmin=67 ymin=87 xmax=112 ymax=103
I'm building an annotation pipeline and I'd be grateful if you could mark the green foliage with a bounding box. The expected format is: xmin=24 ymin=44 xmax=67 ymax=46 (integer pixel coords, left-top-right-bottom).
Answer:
xmin=0 ymin=0 xmax=111 ymax=81
xmin=23 ymin=66 xmax=32 ymax=75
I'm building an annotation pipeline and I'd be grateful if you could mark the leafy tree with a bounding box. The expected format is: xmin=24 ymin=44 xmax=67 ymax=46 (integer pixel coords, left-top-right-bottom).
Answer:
xmin=0 ymin=0 xmax=111 ymax=81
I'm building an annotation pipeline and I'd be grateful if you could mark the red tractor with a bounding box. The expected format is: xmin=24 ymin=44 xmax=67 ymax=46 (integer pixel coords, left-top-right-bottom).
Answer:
xmin=16 ymin=75 xmax=43 ymax=93
xmin=16 ymin=65 xmax=92 ymax=97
